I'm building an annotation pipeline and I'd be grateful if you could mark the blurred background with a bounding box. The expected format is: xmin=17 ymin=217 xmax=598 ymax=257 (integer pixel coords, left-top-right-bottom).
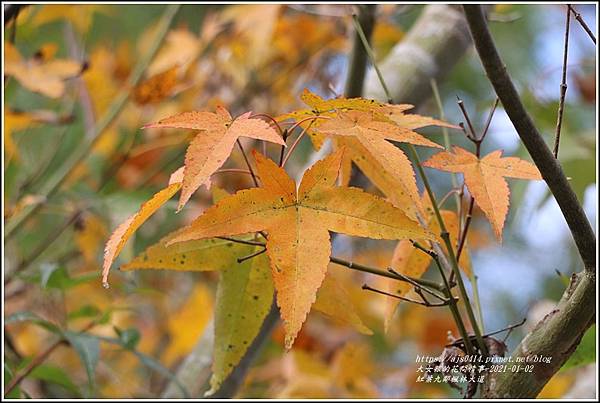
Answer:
xmin=3 ymin=4 xmax=596 ymax=398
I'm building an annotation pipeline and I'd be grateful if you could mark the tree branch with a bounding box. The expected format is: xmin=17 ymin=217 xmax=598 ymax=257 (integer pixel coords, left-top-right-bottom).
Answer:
xmin=364 ymin=5 xmax=473 ymax=105
xmin=483 ymin=271 xmax=595 ymax=398
xmin=344 ymin=5 xmax=377 ymax=98
xmin=162 ymin=318 xmax=215 ymax=398
xmin=462 ymin=4 xmax=595 ymax=272
xmin=463 ymin=5 xmax=596 ymax=398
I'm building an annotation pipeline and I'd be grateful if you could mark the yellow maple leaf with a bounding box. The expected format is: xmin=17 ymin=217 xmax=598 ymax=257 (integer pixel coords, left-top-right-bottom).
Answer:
xmin=313 ymin=272 xmax=373 ymax=336
xmin=166 ymin=148 xmax=432 ymax=348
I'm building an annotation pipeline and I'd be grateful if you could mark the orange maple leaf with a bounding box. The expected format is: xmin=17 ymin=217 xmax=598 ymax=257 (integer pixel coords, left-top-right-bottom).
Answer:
xmin=166 ymin=148 xmax=432 ymax=348
xmin=423 ymin=146 xmax=542 ymax=241
xmin=102 ymin=167 xmax=184 ymax=286
xmin=314 ymin=110 xmax=443 ymax=218
xmin=143 ymin=106 xmax=285 ymax=211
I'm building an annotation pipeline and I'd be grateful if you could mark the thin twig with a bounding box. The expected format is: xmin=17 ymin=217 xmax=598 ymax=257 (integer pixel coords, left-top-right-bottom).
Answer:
xmin=213 ymin=169 xmax=253 ymax=176
xmin=352 ymin=13 xmax=393 ymax=103
xmin=463 ymin=5 xmax=596 ymax=272
xmin=456 ymin=197 xmax=475 ymax=264
xmin=480 ymin=98 xmax=500 ymax=142
xmin=4 ymin=339 xmax=66 ymax=396
xmin=250 ymin=113 xmax=284 ymax=136
xmin=438 ymin=188 xmax=461 ymax=209
xmin=446 ymin=318 xmax=526 ymax=348
xmin=216 ymin=236 xmax=265 ymax=247
xmin=278 ymin=129 xmax=288 ymax=166
xmin=281 ymin=122 xmax=314 ymax=168
xmin=236 ymin=248 xmax=266 ymax=264
xmin=387 ymin=268 xmax=448 ymax=302
xmin=553 ymin=5 xmax=571 ymax=159
xmin=329 ymin=256 xmax=445 ymax=291
xmin=456 ymin=96 xmax=478 ymax=140
xmin=362 ymin=284 xmax=448 ymax=307
xmin=568 ymin=5 xmax=596 ymax=45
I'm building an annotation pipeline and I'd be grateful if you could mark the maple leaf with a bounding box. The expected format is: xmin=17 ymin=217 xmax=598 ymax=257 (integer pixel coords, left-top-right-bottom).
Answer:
xmin=121 ymin=227 xmax=273 ymax=394
xmin=4 ymin=42 xmax=85 ymax=98
xmin=102 ymin=167 xmax=184 ymax=286
xmin=277 ymin=89 xmax=457 ymax=219
xmin=209 ymin=249 xmax=273 ymax=395
xmin=276 ymin=88 xmax=413 ymax=122
xmin=423 ymin=146 xmax=542 ymax=241
xmin=143 ymin=106 xmax=285 ymax=211
xmin=165 ymin=148 xmax=432 ymax=348
xmin=315 ymin=110 xmax=443 ymax=219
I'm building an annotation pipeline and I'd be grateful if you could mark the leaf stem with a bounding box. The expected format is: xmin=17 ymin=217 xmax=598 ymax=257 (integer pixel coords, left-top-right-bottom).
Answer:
xmin=351 ymin=13 xmax=393 ymax=103
xmin=553 ymin=5 xmax=571 ymax=158
xmin=250 ymin=113 xmax=284 ymax=137
xmin=236 ymin=140 xmax=259 ymax=187
xmin=281 ymin=121 xmax=314 ymax=168
xmin=236 ymin=248 xmax=266 ymax=264
xmin=329 ymin=256 xmax=445 ymax=292
xmin=215 ymin=236 xmax=265 ymax=247
xmin=362 ymin=283 xmax=449 ymax=307
xmin=568 ymin=5 xmax=596 ymax=44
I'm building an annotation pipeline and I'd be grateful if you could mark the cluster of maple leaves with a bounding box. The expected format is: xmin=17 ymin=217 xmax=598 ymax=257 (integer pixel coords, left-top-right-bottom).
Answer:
xmin=102 ymin=89 xmax=541 ymax=393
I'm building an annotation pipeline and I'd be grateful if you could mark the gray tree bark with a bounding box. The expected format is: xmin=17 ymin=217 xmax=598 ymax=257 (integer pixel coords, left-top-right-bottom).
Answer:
xmin=364 ymin=4 xmax=472 ymax=105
